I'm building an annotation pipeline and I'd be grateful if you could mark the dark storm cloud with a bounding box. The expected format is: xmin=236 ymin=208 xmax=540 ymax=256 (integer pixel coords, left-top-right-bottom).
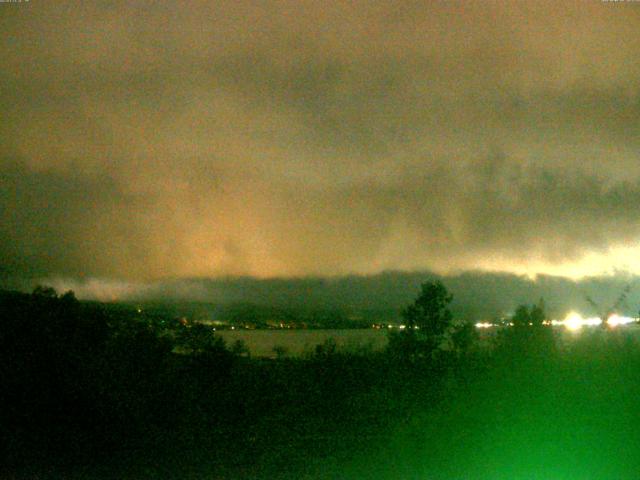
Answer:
xmin=1 ymin=1 xmax=640 ymax=281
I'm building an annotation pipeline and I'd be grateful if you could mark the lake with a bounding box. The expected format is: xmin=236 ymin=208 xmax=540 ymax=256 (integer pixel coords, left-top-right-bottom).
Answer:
xmin=217 ymin=324 xmax=640 ymax=358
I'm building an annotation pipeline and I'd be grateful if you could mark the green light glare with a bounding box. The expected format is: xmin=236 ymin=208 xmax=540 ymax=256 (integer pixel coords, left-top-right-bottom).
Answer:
xmin=345 ymin=331 xmax=640 ymax=480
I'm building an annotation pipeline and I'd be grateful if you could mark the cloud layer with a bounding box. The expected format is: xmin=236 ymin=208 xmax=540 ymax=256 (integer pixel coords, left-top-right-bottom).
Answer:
xmin=2 ymin=1 xmax=640 ymax=281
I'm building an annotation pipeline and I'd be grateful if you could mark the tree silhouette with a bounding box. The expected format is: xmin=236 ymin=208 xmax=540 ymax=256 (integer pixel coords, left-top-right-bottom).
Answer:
xmin=390 ymin=280 xmax=455 ymax=359
xmin=32 ymin=285 xmax=58 ymax=298
xmin=499 ymin=299 xmax=554 ymax=357
xmin=512 ymin=299 xmax=546 ymax=328
xmin=402 ymin=280 xmax=453 ymax=337
xmin=530 ymin=298 xmax=546 ymax=326
xmin=512 ymin=304 xmax=531 ymax=328
xmin=178 ymin=322 xmax=228 ymax=356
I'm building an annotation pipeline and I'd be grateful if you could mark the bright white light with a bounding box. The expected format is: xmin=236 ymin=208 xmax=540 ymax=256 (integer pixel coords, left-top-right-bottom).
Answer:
xmin=564 ymin=312 xmax=584 ymax=331
xmin=607 ymin=314 xmax=635 ymax=327
xmin=583 ymin=317 xmax=602 ymax=327
xmin=475 ymin=322 xmax=493 ymax=329
xmin=560 ymin=312 xmax=602 ymax=330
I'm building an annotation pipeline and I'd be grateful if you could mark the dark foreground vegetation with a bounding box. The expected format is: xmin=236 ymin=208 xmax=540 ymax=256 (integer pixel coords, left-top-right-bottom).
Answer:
xmin=3 ymin=284 xmax=640 ymax=479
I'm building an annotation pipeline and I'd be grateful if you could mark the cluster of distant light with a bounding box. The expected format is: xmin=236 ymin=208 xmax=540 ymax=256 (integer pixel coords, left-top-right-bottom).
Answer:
xmin=475 ymin=312 xmax=638 ymax=331
xmin=385 ymin=324 xmax=419 ymax=330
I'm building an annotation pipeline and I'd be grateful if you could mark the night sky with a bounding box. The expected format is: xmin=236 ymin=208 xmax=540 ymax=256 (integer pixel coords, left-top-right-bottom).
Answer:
xmin=2 ymin=1 xmax=640 ymax=285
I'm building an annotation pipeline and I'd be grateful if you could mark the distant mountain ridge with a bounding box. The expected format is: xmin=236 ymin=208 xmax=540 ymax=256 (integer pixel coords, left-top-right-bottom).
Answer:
xmin=7 ymin=270 xmax=640 ymax=322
